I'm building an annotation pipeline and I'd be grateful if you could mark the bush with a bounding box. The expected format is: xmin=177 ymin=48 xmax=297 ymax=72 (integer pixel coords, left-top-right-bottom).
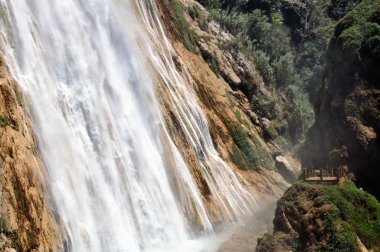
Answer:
xmin=0 ymin=115 xmax=8 ymax=127
xmin=285 ymin=85 xmax=314 ymax=142
xmin=223 ymin=117 xmax=273 ymax=170
xmin=250 ymin=133 xmax=274 ymax=169
xmin=252 ymin=91 xmax=281 ymax=120
xmin=253 ymin=50 xmax=274 ymax=85
xmin=188 ymin=4 xmax=209 ymax=31
xmin=210 ymin=9 xmax=249 ymax=35
xmin=329 ymin=0 xmax=362 ymax=20
xmin=201 ymin=0 xmax=319 ymax=145
xmin=334 ymin=0 xmax=380 ymax=56
xmin=273 ymin=53 xmax=298 ymax=88
xmin=274 ymin=135 xmax=290 ymax=150
xmin=0 ymin=216 xmax=8 ymax=231
xmin=232 ymin=124 xmax=260 ymax=170
xmin=170 ymin=0 xmax=199 ymax=52
xmin=247 ymin=10 xmax=292 ymax=60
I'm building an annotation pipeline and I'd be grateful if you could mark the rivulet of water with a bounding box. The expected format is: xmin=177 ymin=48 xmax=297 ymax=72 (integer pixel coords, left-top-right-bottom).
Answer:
xmin=0 ymin=0 xmax=257 ymax=251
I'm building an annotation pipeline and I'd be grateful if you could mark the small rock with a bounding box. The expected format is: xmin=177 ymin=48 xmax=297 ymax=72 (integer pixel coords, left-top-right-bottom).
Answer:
xmin=261 ymin=118 xmax=271 ymax=129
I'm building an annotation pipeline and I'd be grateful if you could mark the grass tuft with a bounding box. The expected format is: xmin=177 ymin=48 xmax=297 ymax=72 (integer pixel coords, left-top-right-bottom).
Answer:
xmin=0 ymin=115 xmax=8 ymax=127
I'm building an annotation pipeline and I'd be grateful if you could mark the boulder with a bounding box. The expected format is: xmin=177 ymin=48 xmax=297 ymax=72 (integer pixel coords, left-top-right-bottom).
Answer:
xmin=275 ymin=155 xmax=298 ymax=183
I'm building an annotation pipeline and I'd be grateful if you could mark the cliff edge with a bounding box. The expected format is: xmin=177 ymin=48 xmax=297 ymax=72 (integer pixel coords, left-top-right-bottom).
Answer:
xmin=256 ymin=181 xmax=380 ymax=251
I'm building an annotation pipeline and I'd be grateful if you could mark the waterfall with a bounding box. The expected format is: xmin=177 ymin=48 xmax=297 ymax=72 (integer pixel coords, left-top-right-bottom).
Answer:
xmin=0 ymin=0 xmax=257 ymax=251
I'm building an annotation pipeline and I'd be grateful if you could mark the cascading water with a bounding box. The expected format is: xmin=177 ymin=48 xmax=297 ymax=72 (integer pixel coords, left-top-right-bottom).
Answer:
xmin=0 ymin=0 xmax=257 ymax=251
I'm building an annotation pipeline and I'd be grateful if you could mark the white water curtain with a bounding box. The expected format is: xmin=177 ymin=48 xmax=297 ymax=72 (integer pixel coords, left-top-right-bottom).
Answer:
xmin=0 ymin=0 xmax=256 ymax=251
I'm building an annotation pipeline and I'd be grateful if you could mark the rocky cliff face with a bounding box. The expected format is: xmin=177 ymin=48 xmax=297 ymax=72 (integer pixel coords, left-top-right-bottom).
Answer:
xmin=301 ymin=0 xmax=380 ymax=198
xmin=154 ymin=0 xmax=299 ymax=209
xmin=256 ymin=1 xmax=380 ymax=251
xmin=256 ymin=181 xmax=380 ymax=251
xmin=0 ymin=0 xmax=299 ymax=248
xmin=0 ymin=59 xmax=62 ymax=251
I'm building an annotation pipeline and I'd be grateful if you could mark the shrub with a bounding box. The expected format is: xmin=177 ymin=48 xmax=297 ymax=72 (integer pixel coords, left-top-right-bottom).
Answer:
xmin=253 ymin=50 xmax=274 ymax=85
xmin=273 ymin=53 xmax=297 ymax=88
xmin=334 ymin=0 xmax=380 ymax=58
xmin=285 ymin=85 xmax=314 ymax=142
xmin=0 ymin=216 xmax=8 ymax=232
xmin=232 ymin=124 xmax=260 ymax=170
xmin=223 ymin=117 xmax=273 ymax=170
xmin=0 ymin=115 xmax=8 ymax=127
xmin=273 ymin=135 xmax=291 ymax=150
xmin=170 ymin=0 xmax=199 ymax=52
xmin=252 ymin=91 xmax=281 ymax=119
xmin=250 ymin=133 xmax=274 ymax=169
xmin=202 ymin=0 xmax=317 ymax=145
xmin=247 ymin=10 xmax=292 ymax=60
xmin=210 ymin=9 xmax=248 ymax=35
xmin=188 ymin=4 xmax=209 ymax=31
xmin=329 ymin=0 xmax=363 ymax=20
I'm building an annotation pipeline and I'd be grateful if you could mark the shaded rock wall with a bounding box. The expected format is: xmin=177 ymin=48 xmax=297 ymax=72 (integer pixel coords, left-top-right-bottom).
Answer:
xmin=301 ymin=0 xmax=380 ymax=198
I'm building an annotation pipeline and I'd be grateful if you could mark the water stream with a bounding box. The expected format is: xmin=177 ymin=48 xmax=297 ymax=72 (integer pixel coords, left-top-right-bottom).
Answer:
xmin=0 ymin=0 xmax=257 ymax=251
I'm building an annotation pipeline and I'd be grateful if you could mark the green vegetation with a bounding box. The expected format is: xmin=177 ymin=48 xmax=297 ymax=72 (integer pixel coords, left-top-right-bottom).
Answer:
xmin=273 ymin=135 xmax=291 ymax=151
xmin=328 ymin=0 xmax=362 ymax=19
xmin=170 ymin=0 xmax=199 ymax=52
xmin=188 ymin=4 xmax=209 ymax=31
xmin=280 ymin=181 xmax=380 ymax=250
xmin=225 ymin=119 xmax=259 ymax=170
xmin=324 ymin=181 xmax=380 ymax=249
xmin=194 ymin=0 xmax=363 ymax=146
xmin=0 ymin=216 xmax=8 ymax=232
xmin=0 ymin=115 xmax=8 ymax=127
xmin=250 ymin=132 xmax=274 ymax=169
xmin=223 ymin=116 xmax=273 ymax=170
xmin=322 ymin=207 xmax=357 ymax=252
xmin=225 ymin=95 xmax=274 ymax=170
xmin=333 ymin=0 xmax=380 ymax=61
xmin=197 ymin=0 xmax=323 ymax=145
xmin=272 ymin=181 xmax=380 ymax=251
xmin=233 ymin=124 xmax=257 ymax=167
xmin=252 ymin=91 xmax=280 ymax=120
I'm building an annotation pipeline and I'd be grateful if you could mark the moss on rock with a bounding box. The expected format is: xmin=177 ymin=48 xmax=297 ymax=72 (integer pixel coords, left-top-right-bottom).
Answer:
xmin=256 ymin=181 xmax=380 ymax=251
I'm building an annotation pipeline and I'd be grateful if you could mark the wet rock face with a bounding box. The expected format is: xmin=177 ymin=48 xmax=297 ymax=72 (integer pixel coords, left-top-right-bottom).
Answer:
xmin=301 ymin=0 xmax=380 ymax=199
xmin=0 ymin=59 xmax=62 ymax=251
xmin=155 ymin=0 xmax=289 ymax=208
